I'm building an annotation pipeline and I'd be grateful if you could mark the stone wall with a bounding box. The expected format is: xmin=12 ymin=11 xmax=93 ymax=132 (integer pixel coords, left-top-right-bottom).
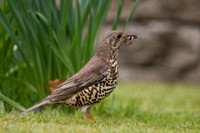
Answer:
xmin=101 ymin=0 xmax=200 ymax=82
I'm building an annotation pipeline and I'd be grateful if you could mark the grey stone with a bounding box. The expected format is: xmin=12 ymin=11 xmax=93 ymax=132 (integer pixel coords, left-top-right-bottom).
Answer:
xmin=100 ymin=0 xmax=200 ymax=82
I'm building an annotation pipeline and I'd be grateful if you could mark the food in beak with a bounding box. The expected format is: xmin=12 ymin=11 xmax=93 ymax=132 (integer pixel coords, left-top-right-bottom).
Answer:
xmin=125 ymin=35 xmax=137 ymax=46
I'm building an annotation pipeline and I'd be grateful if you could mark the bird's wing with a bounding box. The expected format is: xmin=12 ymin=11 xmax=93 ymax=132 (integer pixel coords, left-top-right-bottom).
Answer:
xmin=46 ymin=56 xmax=109 ymax=101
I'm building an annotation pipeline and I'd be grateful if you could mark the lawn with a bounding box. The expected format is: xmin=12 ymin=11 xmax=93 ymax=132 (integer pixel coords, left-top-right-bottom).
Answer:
xmin=0 ymin=82 xmax=200 ymax=133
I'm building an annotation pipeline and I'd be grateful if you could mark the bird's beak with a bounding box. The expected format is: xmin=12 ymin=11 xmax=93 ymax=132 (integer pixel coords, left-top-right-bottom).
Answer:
xmin=124 ymin=34 xmax=137 ymax=46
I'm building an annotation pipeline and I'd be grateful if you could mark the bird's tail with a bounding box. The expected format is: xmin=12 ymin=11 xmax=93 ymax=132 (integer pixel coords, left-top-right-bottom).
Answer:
xmin=13 ymin=100 xmax=49 ymax=119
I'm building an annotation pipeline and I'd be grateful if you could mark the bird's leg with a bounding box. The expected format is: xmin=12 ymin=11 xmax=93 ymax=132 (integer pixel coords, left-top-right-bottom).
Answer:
xmin=87 ymin=107 xmax=96 ymax=123
xmin=88 ymin=113 xmax=96 ymax=123
xmin=82 ymin=112 xmax=89 ymax=125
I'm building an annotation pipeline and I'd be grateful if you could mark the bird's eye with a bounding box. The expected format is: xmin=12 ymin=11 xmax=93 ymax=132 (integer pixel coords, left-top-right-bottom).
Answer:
xmin=116 ymin=34 xmax=121 ymax=39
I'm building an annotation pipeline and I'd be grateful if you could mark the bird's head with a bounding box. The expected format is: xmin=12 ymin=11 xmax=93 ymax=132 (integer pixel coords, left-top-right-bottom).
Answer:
xmin=105 ymin=30 xmax=137 ymax=49
xmin=95 ymin=30 xmax=137 ymax=59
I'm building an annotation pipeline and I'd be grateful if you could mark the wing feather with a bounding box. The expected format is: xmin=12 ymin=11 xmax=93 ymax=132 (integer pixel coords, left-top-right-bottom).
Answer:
xmin=46 ymin=56 xmax=109 ymax=102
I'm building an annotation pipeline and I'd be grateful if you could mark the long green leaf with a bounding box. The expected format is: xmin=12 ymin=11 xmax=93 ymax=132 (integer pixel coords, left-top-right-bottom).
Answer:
xmin=123 ymin=0 xmax=141 ymax=30
xmin=0 ymin=99 xmax=5 ymax=113
xmin=0 ymin=92 xmax=26 ymax=111
xmin=112 ymin=0 xmax=124 ymax=30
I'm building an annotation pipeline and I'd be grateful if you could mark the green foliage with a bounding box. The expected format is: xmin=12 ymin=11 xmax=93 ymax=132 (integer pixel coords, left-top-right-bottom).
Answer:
xmin=112 ymin=0 xmax=124 ymax=30
xmin=0 ymin=92 xmax=25 ymax=111
xmin=123 ymin=0 xmax=141 ymax=30
xmin=0 ymin=0 xmax=140 ymax=111
xmin=1 ymin=82 xmax=200 ymax=132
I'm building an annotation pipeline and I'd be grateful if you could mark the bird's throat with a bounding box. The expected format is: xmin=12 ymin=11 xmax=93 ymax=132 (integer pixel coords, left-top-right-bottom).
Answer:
xmin=107 ymin=49 xmax=119 ymax=64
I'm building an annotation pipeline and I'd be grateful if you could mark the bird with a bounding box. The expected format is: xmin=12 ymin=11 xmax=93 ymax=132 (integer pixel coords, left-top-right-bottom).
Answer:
xmin=13 ymin=30 xmax=137 ymax=124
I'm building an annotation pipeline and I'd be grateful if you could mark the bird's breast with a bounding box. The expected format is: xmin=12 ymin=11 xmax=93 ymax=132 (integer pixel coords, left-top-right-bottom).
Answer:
xmin=65 ymin=59 xmax=119 ymax=108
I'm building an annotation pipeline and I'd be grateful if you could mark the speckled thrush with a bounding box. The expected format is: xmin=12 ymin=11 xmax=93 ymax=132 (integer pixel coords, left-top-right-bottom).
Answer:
xmin=13 ymin=30 xmax=137 ymax=124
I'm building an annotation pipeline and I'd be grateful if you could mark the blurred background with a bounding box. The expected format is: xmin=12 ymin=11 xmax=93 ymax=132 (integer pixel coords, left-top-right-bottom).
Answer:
xmin=0 ymin=0 xmax=199 ymax=113
xmin=103 ymin=0 xmax=200 ymax=83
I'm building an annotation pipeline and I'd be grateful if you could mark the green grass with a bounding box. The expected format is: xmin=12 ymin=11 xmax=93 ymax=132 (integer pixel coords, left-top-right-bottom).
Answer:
xmin=0 ymin=82 xmax=200 ymax=133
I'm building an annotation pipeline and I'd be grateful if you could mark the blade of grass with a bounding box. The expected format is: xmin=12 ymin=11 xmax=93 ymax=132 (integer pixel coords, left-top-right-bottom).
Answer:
xmin=123 ymin=0 xmax=141 ymax=30
xmin=0 ymin=99 xmax=5 ymax=113
xmin=112 ymin=0 xmax=124 ymax=30
xmin=0 ymin=91 xmax=25 ymax=111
